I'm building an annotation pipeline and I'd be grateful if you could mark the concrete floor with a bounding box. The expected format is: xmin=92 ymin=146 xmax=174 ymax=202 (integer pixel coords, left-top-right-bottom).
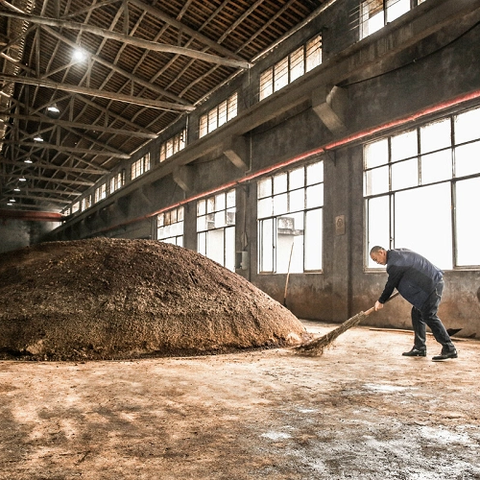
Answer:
xmin=1 ymin=320 xmax=479 ymax=479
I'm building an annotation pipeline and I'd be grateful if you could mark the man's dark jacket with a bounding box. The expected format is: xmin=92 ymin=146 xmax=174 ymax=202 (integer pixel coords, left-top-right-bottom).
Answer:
xmin=378 ymin=248 xmax=443 ymax=310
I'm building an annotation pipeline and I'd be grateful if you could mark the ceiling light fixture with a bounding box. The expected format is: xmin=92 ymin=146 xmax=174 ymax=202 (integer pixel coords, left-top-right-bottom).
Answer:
xmin=13 ymin=187 xmax=21 ymax=192
xmin=9 ymin=198 xmax=15 ymax=203
xmin=24 ymin=157 xmax=33 ymax=164
xmin=19 ymin=176 xmax=27 ymax=182
xmin=33 ymin=134 xmax=44 ymax=142
xmin=72 ymin=48 xmax=87 ymax=63
xmin=46 ymin=103 xmax=60 ymax=115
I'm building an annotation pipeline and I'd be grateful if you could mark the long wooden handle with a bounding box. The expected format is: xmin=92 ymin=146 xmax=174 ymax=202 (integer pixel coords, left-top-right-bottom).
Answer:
xmin=365 ymin=291 xmax=400 ymax=316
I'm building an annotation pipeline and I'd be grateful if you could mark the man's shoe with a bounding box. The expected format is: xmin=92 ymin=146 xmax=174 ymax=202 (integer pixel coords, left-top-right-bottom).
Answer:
xmin=432 ymin=348 xmax=458 ymax=362
xmin=402 ymin=347 xmax=426 ymax=357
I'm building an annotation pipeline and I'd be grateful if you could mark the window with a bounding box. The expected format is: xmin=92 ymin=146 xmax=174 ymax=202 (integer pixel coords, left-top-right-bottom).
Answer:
xmin=94 ymin=183 xmax=107 ymax=203
xmin=157 ymin=206 xmax=184 ymax=246
xmin=110 ymin=171 xmax=125 ymax=193
xmin=360 ymin=0 xmax=424 ymax=39
xmin=81 ymin=195 xmax=91 ymax=211
xmin=131 ymin=153 xmax=151 ymax=180
xmin=257 ymin=161 xmax=324 ymax=274
xmin=198 ymin=94 xmax=238 ymax=138
xmin=197 ymin=189 xmax=236 ymax=271
xmin=160 ymin=130 xmax=186 ymax=162
xmin=71 ymin=201 xmax=80 ymax=214
xmin=364 ymin=105 xmax=480 ymax=270
xmin=259 ymin=35 xmax=322 ymax=101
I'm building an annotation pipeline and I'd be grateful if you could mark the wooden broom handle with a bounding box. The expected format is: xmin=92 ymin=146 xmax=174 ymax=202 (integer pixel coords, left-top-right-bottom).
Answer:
xmin=365 ymin=291 xmax=400 ymax=316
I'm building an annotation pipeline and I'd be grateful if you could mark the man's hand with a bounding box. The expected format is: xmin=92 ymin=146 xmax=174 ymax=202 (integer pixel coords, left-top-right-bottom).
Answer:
xmin=374 ymin=300 xmax=384 ymax=311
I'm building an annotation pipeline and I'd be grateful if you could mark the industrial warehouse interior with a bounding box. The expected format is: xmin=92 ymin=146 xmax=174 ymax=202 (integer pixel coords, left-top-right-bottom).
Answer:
xmin=1 ymin=0 xmax=479 ymax=478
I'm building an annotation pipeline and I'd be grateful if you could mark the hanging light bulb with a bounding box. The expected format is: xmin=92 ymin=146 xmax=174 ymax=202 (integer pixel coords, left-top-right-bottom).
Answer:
xmin=72 ymin=48 xmax=87 ymax=63
xmin=46 ymin=103 xmax=60 ymax=115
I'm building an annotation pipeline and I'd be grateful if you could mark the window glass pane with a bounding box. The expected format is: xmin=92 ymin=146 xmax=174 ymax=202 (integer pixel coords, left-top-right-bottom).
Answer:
xmin=197 ymin=215 xmax=206 ymax=232
xmin=214 ymin=211 xmax=225 ymax=228
xmin=218 ymin=101 xmax=227 ymax=127
xmin=306 ymin=183 xmax=323 ymax=208
xmin=259 ymin=219 xmax=274 ymax=272
xmin=215 ymin=193 xmax=225 ymax=211
xmin=366 ymin=196 xmax=390 ymax=268
xmin=206 ymin=229 xmax=224 ymax=265
xmin=360 ymin=0 xmax=384 ymax=39
xmin=273 ymin=193 xmax=288 ymax=216
xmin=274 ymin=58 xmax=289 ymax=91
xmin=260 ymin=69 xmax=273 ymax=100
xmin=273 ymin=173 xmax=288 ymax=194
xmin=364 ymin=139 xmax=388 ymax=168
xmin=386 ymin=0 xmax=410 ymax=23
xmin=306 ymin=35 xmax=322 ymax=72
xmin=226 ymin=208 xmax=236 ymax=225
xmin=258 ymin=177 xmax=272 ymax=198
xmin=289 ymin=167 xmax=304 ymax=189
xmin=305 ymin=208 xmax=322 ymax=271
xmin=455 ymin=141 xmax=480 ymax=177
xmin=420 ymin=119 xmax=451 ymax=153
xmin=454 ymin=107 xmax=480 ymax=144
xmin=227 ymin=93 xmax=237 ymax=120
xmin=207 ymin=197 xmax=215 ymax=213
xmin=421 ymin=150 xmax=452 ymax=184
xmin=391 ymin=130 xmax=417 ymax=161
xmin=226 ymin=189 xmax=236 ymax=208
xmin=197 ymin=199 xmax=206 ymax=216
xmin=225 ymin=226 xmax=235 ymax=271
xmin=365 ymin=165 xmax=389 ymax=195
xmin=208 ymin=109 xmax=218 ymax=132
xmin=307 ymin=161 xmax=323 ymax=184
xmin=289 ymin=188 xmax=304 ymax=212
xmin=456 ymin=177 xmax=480 ymax=266
xmin=258 ymin=197 xmax=273 ymax=219
xmin=290 ymin=47 xmax=304 ymax=82
xmin=394 ymin=183 xmax=452 ymax=270
xmin=198 ymin=232 xmax=206 ymax=256
xmin=277 ymin=213 xmax=303 ymax=274
xmin=178 ymin=207 xmax=184 ymax=221
xmin=391 ymin=159 xmax=418 ymax=190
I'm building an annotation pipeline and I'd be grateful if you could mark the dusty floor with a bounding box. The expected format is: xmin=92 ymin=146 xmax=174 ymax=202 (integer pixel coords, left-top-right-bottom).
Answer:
xmin=1 ymin=321 xmax=479 ymax=480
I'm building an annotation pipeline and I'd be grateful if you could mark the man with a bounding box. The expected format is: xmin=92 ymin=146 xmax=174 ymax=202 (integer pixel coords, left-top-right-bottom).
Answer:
xmin=370 ymin=246 xmax=457 ymax=362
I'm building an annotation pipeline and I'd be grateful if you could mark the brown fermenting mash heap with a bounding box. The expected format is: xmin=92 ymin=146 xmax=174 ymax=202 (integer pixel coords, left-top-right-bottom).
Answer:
xmin=0 ymin=238 xmax=309 ymax=361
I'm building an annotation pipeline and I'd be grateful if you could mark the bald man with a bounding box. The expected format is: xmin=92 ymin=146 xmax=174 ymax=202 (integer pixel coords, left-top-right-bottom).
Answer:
xmin=370 ymin=246 xmax=457 ymax=362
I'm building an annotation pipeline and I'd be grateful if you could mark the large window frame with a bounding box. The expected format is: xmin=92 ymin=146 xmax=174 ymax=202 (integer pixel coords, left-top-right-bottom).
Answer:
xmin=259 ymin=35 xmax=322 ymax=101
xmin=131 ymin=153 xmax=151 ymax=180
xmin=199 ymin=94 xmax=238 ymax=138
xmin=157 ymin=206 xmax=184 ymax=246
xmin=160 ymin=129 xmax=186 ymax=162
xmin=257 ymin=161 xmax=324 ymax=274
xmin=359 ymin=0 xmax=426 ymax=40
xmin=364 ymin=105 xmax=480 ymax=270
xmin=197 ymin=189 xmax=236 ymax=271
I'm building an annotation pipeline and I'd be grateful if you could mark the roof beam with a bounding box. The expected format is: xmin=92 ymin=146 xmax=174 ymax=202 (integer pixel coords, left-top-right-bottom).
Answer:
xmin=0 ymin=172 xmax=95 ymax=186
xmin=0 ymin=10 xmax=251 ymax=69
xmin=0 ymin=72 xmax=194 ymax=112
xmin=1 ymin=138 xmax=131 ymax=158
xmin=2 ymin=113 xmax=158 ymax=139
